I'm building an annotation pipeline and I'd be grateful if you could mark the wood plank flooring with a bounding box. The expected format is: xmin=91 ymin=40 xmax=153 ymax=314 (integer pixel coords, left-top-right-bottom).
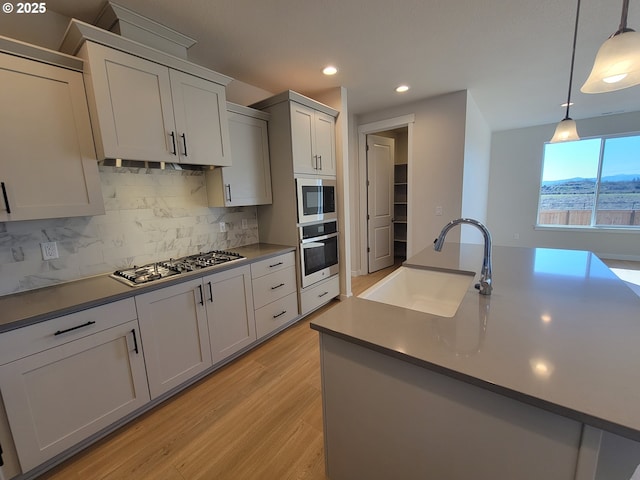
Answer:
xmin=39 ymin=264 xmax=400 ymax=480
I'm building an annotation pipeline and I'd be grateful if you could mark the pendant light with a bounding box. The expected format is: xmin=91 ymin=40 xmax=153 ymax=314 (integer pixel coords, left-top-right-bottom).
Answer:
xmin=581 ymin=0 xmax=640 ymax=93
xmin=551 ymin=0 xmax=581 ymax=143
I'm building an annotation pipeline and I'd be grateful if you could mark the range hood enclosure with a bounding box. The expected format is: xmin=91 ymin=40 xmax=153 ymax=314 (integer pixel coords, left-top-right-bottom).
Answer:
xmin=93 ymin=1 xmax=196 ymax=59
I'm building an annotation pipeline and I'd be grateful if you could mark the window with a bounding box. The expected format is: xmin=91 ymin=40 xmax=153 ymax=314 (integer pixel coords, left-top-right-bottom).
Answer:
xmin=537 ymin=133 xmax=640 ymax=228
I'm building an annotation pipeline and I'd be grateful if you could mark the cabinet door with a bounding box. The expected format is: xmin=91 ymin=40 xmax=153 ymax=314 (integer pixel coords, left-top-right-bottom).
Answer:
xmin=136 ymin=279 xmax=212 ymax=399
xmin=81 ymin=42 xmax=177 ymax=162
xmin=225 ymin=111 xmax=272 ymax=205
xmin=204 ymin=266 xmax=256 ymax=363
xmin=314 ymin=111 xmax=336 ymax=175
xmin=290 ymin=102 xmax=317 ymax=174
xmin=0 ymin=52 xmax=104 ymax=221
xmin=0 ymin=320 xmax=149 ymax=472
xmin=169 ymin=69 xmax=232 ymax=166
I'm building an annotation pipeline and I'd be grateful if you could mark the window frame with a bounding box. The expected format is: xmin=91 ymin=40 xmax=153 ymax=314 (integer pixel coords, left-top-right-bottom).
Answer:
xmin=536 ymin=131 xmax=640 ymax=231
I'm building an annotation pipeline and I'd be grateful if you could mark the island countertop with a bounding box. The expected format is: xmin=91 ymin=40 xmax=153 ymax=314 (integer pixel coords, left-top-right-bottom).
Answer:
xmin=310 ymin=244 xmax=640 ymax=441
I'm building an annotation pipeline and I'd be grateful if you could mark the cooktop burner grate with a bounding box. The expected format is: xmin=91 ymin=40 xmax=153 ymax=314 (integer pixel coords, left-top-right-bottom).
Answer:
xmin=111 ymin=250 xmax=244 ymax=286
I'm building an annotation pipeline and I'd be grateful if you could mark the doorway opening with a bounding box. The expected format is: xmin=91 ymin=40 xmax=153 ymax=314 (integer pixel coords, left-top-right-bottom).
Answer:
xmin=357 ymin=114 xmax=414 ymax=276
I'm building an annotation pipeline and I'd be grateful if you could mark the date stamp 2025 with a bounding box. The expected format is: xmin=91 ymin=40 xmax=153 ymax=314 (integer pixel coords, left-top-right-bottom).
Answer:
xmin=2 ymin=2 xmax=47 ymax=14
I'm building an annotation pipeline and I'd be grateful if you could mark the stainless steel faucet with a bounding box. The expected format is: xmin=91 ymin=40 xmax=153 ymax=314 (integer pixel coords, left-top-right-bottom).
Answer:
xmin=434 ymin=218 xmax=493 ymax=295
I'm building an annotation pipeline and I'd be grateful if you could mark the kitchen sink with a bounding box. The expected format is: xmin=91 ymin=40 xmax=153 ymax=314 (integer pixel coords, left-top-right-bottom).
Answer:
xmin=358 ymin=266 xmax=474 ymax=317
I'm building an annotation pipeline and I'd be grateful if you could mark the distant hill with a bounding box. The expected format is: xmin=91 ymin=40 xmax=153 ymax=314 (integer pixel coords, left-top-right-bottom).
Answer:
xmin=601 ymin=174 xmax=640 ymax=182
xmin=542 ymin=174 xmax=640 ymax=186
xmin=542 ymin=177 xmax=595 ymax=187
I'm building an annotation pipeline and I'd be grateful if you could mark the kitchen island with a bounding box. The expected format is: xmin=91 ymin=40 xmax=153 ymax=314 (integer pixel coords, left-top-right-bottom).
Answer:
xmin=310 ymin=244 xmax=640 ymax=480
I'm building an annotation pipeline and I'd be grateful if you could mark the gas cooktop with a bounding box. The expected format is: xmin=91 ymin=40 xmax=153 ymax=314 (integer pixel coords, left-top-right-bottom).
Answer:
xmin=111 ymin=250 xmax=244 ymax=287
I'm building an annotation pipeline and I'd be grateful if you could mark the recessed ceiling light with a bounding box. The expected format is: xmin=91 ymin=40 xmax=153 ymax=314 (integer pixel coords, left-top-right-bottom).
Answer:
xmin=395 ymin=85 xmax=410 ymax=93
xmin=323 ymin=65 xmax=338 ymax=76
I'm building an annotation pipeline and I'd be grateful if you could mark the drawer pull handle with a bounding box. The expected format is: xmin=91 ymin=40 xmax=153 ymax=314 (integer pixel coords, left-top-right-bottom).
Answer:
xmin=131 ymin=329 xmax=139 ymax=354
xmin=1 ymin=182 xmax=10 ymax=214
xmin=273 ymin=310 xmax=287 ymax=319
xmin=269 ymin=261 xmax=284 ymax=268
xmin=318 ymin=291 xmax=329 ymax=298
xmin=271 ymin=283 xmax=285 ymax=290
xmin=54 ymin=320 xmax=96 ymax=336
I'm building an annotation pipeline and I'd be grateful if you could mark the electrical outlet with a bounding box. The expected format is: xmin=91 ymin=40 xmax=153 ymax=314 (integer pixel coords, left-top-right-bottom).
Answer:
xmin=41 ymin=241 xmax=59 ymax=260
xmin=513 ymin=233 xmax=520 ymax=240
xmin=219 ymin=222 xmax=227 ymax=233
xmin=435 ymin=206 xmax=443 ymax=216
xmin=242 ymin=219 xmax=248 ymax=230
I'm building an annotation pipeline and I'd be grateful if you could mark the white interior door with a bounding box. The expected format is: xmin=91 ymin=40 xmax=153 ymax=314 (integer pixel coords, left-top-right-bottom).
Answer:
xmin=367 ymin=135 xmax=395 ymax=273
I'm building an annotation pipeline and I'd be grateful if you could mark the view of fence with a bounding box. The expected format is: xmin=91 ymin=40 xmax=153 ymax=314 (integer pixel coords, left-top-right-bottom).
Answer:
xmin=538 ymin=209 xmax=640 ymax=226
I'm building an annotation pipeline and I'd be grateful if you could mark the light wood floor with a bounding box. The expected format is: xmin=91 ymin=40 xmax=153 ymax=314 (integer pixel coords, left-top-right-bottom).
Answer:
xmin=39 ymin=263 xmax=401 ymax=480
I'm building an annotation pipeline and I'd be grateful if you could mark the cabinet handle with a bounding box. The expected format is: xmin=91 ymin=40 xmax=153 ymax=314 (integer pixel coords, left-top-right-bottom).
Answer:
xmin=131 ymin=329 xmax=139 ymax=354
xmin=313 ymin=154 xmax=318 ymax=170
xmin=273 ymin=310 xmax=287 ymax=319
xmin=54 ymin=320 xmax=96 ymax=336
xmin=169 ymin=131 xmax=177 ymax=155
xmin=318 ymin=155 xmax=323 ymax=171
xmin=318 ymin=291 xmax=329 ymax=298
xmin=181 ymin=133 xmax=188 ymax=156
xmin=1 ymin=182 xmax=10 ymax=214
xmin=208 ymin=281 xmax=213 ymax=302
xmin=271 ymin=283 xmax=285 ymax=290
xmin=198 ymin=285 xmax=204 ymax=305
xmin=269 ymin=261 xmax=284 ymax=268
xmin=226 ymin=184 xmax=232 ymax=202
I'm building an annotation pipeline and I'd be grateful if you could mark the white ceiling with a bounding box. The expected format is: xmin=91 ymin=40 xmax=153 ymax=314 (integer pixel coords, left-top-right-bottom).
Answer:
xmin=42 ymin=0 xmax=640 ymax=131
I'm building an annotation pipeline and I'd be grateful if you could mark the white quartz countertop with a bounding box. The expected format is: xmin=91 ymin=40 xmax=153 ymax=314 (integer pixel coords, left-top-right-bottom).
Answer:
xmin=310 ymin=244 xmax=640 ymax=441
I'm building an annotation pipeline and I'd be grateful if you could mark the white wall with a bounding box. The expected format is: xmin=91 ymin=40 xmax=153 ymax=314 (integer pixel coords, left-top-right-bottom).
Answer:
xmin=461 ymin=93 xmax=492 ymax=244
xmin=353 ymin=91 xmax=468 ymax=274
xmin=487 ymin=111 xmax=640 ymax=259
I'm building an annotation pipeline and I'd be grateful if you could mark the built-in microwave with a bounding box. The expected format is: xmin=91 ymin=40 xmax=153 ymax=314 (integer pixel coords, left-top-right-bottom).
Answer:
xmin=299 ymin=221 xmax=339 ymax=288
xmin=296 ymin=177 xmax=337 ymax=224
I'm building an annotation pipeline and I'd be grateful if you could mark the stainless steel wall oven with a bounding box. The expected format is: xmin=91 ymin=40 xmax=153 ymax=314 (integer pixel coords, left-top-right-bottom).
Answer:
xmin=299 ymin=220 xmax=339 ymax=288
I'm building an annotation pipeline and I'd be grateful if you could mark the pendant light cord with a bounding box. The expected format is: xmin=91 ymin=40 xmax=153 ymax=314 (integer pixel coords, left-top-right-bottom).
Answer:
xmin=564 ymin=0 xmax=581 ymax=120
xmin=617 ymin=0 xmax=632 ymax=34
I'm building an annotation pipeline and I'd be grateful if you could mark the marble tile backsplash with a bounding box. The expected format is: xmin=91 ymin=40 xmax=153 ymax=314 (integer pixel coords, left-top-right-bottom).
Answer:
xmin=0 ymin=165 xmax=259 ymax=296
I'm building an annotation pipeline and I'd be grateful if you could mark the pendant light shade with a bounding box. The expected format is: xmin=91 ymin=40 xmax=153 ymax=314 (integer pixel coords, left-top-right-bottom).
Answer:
xmin=581 ymin=30 xmax=640 ymax=93
xmin=581 ymin=0 xmax=640 ymax=93
xmin=550 ymin=118 xmax=580 ymax=142
xmin=550 ymin=0 xmax=581 ymax=143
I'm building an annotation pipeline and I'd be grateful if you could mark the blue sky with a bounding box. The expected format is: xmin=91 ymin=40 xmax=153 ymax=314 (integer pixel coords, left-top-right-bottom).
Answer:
xmin=542 ymin=135 xmax=640 ymax=181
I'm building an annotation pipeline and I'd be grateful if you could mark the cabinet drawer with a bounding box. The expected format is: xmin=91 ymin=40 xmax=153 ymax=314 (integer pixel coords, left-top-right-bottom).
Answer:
xmin=255 ymin=292 xmax=298 ymax=339
xmin=251 ymin=252 xmax=295 ymax=279
xmin=301 ymin=275 xmax=339 ymax=315
xmin=0 ymin=298 xmax=137 ymax=366
xmin=252 ymin=266 xmax=296 ymax=309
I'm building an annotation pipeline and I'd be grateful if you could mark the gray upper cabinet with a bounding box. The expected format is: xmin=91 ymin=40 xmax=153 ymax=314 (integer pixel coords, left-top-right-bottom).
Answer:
xmin=206 ymin=103 xmax=273 ymax=207
xmin=290 ymin=102 xmax=336 ymax=175
xmin=77 ymin=41 xmax=231 ymax=166
xmin=0 ymin=48 xmax=104 ymax=221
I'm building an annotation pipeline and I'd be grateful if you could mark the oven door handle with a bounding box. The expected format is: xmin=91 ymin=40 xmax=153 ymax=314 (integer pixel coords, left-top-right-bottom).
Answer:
xmin=301 ymin=232 xmax=338 ymax=244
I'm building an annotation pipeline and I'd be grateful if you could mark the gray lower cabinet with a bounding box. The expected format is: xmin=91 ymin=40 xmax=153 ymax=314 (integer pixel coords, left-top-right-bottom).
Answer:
xmin=135 ymin=278 xmax=213 ymax=399
xmin=250 ymin=252 xmax=298 ymax=338
xmin=204 ymin=265 xmax=256 ymax=363
xmin=135 ymin=265 xmax=256 ymax=399
xmin=0 ymin=299 xmax=149 ymax=473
